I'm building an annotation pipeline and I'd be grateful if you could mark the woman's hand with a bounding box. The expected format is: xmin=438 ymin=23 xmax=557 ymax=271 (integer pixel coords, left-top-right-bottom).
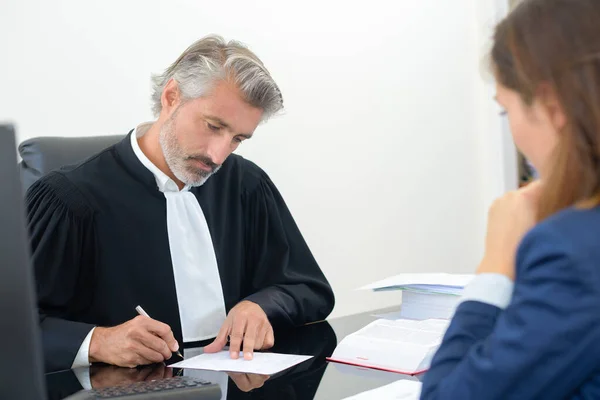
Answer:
xmin=477 ymin=181 xmax=543 ymax=280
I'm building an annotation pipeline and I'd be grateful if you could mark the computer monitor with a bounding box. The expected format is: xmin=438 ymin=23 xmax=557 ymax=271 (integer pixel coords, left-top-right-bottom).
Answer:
xmin=0 ymin=124 xmax=47 ymax=399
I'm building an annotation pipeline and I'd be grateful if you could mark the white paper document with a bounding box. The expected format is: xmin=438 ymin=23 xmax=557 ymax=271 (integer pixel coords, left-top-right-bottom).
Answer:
xmin=358 ymin=273 xmax=474 ymax=293
xmin=342 ymin=380 xmax=423 ymax=400
xmin=170 ymin=351 xmax=313 ymax=375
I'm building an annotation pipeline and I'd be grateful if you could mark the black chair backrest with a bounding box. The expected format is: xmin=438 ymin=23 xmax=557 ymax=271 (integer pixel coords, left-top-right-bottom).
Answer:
xmin=18 ymin=135 xmax=124 ymax=192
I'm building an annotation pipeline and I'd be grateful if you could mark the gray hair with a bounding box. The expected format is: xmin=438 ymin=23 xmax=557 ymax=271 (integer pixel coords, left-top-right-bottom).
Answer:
xmin=151 ymin=35 xmax=283 ymax=121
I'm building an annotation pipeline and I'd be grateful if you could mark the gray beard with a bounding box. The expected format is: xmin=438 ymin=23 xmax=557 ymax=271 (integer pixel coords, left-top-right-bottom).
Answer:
xmin=158 ymin=116 xmax=221 ymax=187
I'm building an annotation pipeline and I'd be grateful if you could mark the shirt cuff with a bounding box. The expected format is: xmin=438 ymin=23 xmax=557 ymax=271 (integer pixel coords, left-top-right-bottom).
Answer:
xmin=73 ymin=366 xmax=93 ymax=391
xmin=71 ymin=327 xmax=95 ymax=369
xmin=459 ymin=273 xmax=514 ymax=310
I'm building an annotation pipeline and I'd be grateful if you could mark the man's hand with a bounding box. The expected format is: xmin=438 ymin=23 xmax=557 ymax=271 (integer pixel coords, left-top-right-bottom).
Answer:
xmin=89 ymin=316 xmax=180 ymax=368
xmin=227 ymin=372 xmax=270 ymax=392
xmin=204 ymin=300 xmax=274 ymax=360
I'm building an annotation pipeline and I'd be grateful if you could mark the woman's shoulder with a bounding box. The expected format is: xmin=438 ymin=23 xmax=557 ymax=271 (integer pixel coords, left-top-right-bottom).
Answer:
xmin=517 ymin=206 xmax=600 ymax=280
xmin=530 ymin=206 xmax=600 ymax=247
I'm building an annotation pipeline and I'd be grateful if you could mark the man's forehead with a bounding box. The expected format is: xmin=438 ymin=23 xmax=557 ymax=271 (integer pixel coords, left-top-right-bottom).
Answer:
xmin=189 ymin=93 xmax=263 ymax=134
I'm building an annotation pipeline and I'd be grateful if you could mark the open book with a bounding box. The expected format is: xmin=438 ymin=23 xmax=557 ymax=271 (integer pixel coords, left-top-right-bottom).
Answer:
xmin=327 ymin=318 xmax=449 ymax=375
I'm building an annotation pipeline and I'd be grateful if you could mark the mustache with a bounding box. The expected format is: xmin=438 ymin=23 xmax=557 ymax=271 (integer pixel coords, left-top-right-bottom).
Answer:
xmin=186 ymin=155 xmax=220 ymax=171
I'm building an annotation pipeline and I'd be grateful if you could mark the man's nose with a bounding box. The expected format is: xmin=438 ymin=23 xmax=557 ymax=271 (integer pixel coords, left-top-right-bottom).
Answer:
xmin=206 ymin=136 xmax=232 ymax=166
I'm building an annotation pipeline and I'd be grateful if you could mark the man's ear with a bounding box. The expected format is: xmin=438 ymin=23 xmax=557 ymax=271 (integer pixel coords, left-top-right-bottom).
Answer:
xmin=537 ymin=83 xmax=567 ymax=132
xmin=161 ymin=79 xmax=181 ymax=114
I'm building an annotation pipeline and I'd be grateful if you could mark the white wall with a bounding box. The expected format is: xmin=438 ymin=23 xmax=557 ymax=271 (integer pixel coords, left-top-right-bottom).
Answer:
xmin=0 ymin=0 xmax=513 ymax=318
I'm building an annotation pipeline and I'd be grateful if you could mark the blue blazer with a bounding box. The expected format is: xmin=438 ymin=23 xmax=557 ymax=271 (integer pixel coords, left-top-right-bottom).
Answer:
xmin=420 ymin=206 xmax=600 ymax=400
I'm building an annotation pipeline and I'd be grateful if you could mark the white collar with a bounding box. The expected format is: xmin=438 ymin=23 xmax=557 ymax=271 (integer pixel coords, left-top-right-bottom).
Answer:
xmin=130 ymin=122 xmax=191 ymax=193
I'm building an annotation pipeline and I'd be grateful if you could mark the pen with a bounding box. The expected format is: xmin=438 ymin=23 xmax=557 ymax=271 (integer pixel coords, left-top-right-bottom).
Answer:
xmin=135 ymin=305 xmax=184 ymax=359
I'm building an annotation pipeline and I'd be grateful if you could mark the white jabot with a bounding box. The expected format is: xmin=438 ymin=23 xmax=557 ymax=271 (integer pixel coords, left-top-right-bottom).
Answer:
xmin=130 ymin=123 xmax=227 ymax=341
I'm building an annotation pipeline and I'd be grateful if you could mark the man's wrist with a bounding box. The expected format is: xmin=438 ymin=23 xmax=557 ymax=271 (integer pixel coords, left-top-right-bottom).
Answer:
xmin=88 ymin=327 xmax=106 ymax=364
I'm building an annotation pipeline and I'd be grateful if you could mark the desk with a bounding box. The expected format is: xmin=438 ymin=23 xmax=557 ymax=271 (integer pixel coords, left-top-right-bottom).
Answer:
xmin=45 ymin=307 xmax=417 ymax=400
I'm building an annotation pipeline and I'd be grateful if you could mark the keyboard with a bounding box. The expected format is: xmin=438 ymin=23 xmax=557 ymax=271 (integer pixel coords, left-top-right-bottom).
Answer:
xmin=65 ymin=376 xmax=221 ymax=400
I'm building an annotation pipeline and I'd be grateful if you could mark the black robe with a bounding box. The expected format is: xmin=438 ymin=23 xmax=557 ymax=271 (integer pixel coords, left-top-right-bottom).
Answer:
xmin=26 ymin=132 xmax=335 ymax=372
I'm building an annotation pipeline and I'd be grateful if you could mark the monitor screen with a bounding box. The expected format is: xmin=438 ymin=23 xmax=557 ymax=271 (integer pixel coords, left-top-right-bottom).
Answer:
xmin=0 ymin=124 xmax=47 ymax=399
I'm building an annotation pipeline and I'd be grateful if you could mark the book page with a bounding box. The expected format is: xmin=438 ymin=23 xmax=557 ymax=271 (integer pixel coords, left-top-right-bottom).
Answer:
xmin=354 ymin=319 xmax=449 ymax=346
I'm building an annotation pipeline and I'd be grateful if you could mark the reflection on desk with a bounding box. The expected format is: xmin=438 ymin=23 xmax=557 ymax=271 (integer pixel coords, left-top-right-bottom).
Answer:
xmin=46 ymin=319 xmax=336 ymax=400
xmin=46 ymin=307 xmax=411 ymax=400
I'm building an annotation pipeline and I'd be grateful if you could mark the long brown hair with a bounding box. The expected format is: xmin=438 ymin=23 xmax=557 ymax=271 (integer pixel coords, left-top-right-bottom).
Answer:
xmin=492 ymin=0 xmax=600 ymax=221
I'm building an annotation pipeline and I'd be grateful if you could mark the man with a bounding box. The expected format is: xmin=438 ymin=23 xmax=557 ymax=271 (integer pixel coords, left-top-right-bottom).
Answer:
xmin=26 ymin=35 xmax=335 ymax=372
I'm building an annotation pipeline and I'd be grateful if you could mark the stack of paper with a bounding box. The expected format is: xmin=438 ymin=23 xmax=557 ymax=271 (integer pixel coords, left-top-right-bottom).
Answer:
xmin=360 ymin=273 xmax=474 ymax=320
xmin=342 ymin=380 xmax=422 ymax=400
xmin=359 ymin=273 xmax=474 ymax=294
xmin=399 ymin=290 xmax=462 ymax=320
xmin=327 ymin=318 xmax=450 ymax=375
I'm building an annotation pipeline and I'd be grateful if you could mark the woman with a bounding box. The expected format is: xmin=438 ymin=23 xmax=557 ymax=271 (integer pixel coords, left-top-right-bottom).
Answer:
xmin=421 ymin=0 xmax=600 ymax=399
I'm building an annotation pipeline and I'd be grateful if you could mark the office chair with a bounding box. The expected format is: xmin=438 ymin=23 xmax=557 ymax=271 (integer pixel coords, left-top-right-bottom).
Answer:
xmin=18 ymin=135 xmax=124 ymax=191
